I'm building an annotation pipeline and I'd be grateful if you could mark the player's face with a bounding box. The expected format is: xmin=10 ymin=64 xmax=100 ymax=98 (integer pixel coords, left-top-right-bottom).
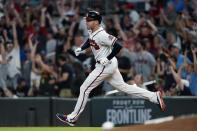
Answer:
xmin=86 ymin=20 xmax=94 ymax=30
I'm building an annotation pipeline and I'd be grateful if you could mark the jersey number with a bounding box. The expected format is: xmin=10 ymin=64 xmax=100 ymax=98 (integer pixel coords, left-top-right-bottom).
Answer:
xmin=89 ymin=39 xmax=100 ymax=50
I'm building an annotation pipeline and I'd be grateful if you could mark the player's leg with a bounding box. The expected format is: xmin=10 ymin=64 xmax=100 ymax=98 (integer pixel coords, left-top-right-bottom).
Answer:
xmin=57 ymin=66 xmax=109 ymax=125
xmin=107 ymin=69 xmax=165 ymax=111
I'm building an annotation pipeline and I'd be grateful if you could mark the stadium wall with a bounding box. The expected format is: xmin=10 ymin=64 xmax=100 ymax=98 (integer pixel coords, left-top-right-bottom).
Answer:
xmin=0 ymin=96 xmax=196 ymax=127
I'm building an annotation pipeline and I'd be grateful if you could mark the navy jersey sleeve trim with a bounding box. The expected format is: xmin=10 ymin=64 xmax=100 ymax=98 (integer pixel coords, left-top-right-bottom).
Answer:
xmin=107 ymin=41 xmax=123 ymax=60
xmin=81 ymin=39 xmax=90 ymax=50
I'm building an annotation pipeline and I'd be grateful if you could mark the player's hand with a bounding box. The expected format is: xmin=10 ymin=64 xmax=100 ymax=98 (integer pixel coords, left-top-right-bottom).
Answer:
xmin=74 ymin=48 xmax=82 ymax=56
xmin=100 ymin=57 xmax=110 ymax=66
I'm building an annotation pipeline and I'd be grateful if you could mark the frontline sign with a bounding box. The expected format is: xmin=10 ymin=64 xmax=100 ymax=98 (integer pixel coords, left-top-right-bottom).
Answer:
xmin=91 ymin=97 xmax=197 ymax=126
xmin=106 ymin=109 xmax=152 ymax=125
xmin=106 ymin=99 xmax=152 ymax=125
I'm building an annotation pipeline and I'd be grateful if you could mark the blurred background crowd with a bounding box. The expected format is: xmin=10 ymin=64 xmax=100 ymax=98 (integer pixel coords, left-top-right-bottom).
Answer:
xmin=0 ymin=0 xmax=197 ymax=98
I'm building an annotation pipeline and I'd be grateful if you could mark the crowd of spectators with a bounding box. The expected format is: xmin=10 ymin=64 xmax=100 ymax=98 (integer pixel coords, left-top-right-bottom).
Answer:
xmin=0 ymin=0 xmax=197 ymax=98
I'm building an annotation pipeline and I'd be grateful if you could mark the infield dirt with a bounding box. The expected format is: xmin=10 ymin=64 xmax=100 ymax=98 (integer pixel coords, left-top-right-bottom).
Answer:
xmin=111 ymin=115 xmax=197 ymax=131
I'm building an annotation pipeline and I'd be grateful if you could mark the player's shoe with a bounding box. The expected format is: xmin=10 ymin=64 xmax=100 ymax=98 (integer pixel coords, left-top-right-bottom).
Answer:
xmin=156 ymin=91 xmax=166 ymax=112
xmin=56 ymin=113 xmax=76 ymax=126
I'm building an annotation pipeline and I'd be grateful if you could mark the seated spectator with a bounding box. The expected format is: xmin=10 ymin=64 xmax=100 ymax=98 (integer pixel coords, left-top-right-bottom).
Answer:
xmin=16 ymin=77 xmax=29 ymax=97
xmin=127 ymin=74 xmax=144 ymax=88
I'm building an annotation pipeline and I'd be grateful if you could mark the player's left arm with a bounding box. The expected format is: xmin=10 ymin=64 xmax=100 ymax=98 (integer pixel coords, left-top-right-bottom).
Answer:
xmin=81 ymin=39 xmax=90 ymax=50
xmin=107 ymin=41 xmax=122 ymax=60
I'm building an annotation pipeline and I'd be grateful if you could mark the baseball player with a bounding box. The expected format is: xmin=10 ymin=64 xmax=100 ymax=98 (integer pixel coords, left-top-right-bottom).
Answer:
xmin=56 ymin=10 xmax=165 ymax=126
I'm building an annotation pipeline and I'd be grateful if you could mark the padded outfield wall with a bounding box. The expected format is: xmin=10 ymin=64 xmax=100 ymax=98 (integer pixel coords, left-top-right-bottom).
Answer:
xmin=0 ymin=96 xmax=196 ymax=126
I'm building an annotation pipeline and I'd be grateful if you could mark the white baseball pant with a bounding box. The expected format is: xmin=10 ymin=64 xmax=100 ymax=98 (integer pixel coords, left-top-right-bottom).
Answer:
xmin=67 ymin=57 xmax=158 ymax=122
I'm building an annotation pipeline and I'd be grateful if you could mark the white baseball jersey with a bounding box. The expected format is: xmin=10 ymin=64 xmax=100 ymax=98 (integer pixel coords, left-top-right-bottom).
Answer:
xmin=88 ymin=27 xmax=117 ymax=61
xmin=67 ymin=27 xmax=159 ymax=122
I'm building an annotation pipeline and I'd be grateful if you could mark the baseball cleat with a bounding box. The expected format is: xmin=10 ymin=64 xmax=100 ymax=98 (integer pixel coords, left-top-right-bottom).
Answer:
xmin=156 ymin=91 xmax=166 ymax=112
xmin=56 ymin=113 xmax=76 ymax=126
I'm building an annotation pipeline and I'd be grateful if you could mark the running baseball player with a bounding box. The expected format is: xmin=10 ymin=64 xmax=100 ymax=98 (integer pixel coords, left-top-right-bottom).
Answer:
xmin=56 ymin=10 xmax=165 ymax=126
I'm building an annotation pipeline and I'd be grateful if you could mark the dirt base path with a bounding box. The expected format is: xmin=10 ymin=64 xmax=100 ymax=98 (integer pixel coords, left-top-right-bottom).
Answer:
xmin=112 ymin=115 xmax=197 ymax=131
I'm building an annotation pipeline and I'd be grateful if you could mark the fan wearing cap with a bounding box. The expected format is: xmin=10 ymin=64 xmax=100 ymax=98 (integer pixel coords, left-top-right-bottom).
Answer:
xmin=56 ymin=10 xmax=165 ymax=126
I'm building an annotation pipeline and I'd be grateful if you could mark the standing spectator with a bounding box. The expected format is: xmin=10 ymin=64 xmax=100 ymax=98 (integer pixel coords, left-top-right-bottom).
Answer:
xmin=25 ymin=7 xmax=47 ymax=53
xmin=133 ymin=17 xmax=158 ymax=52
xmin=160 ymin=3 xmax=177 ymax=34
xmin=29 ymin=34 xmax=41 ymax=97
xmin=35 ymin=54 xmax=57 ymax=96
xmin=6 ymin=21 xmax=21 ymax=89
xmin=189 ymin=47 xmax=197 ymax=95
xmin=125 ymin=3 xmax=140 ymax=25
xmin=120 ymin=14 xmax=133 ymax=31
xmin=22 ymin=48 xmax=32 ymax=87
xmin=175 ymin=48 xmax=197 ymax=95
xmin=171 ymin=43 xmax=192 ymax=78
xmin=105 ymin=18 xmax=118 ymax=37
xmin=131 ymin=40 xmax=157 ymax=82
xmin=46 ymin=30 xmax=57 ymax=63
xmin=22 ymin=35 xmax=34 ymax=87
xmin=0 ymin=39 xmax=7 ymax=92
xmin=148 ymin=0 xmax=163 ymax=25
xmin=157 ymin=51 xmax=177 ymax=92
xmin=56 ymin=54 xmax=73 ymax=97
xmin=167 ymin=0 xmax=187 ymax=13
xmin=0 ymin=38 xmax=12 ymax=97
xmin=56 ymin=0 xmax=76 ymax=30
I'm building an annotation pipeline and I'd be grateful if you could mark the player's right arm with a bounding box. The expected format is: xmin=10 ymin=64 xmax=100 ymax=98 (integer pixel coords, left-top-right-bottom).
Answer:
xmin=74 ymin=39 xmax=90 ymax=56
